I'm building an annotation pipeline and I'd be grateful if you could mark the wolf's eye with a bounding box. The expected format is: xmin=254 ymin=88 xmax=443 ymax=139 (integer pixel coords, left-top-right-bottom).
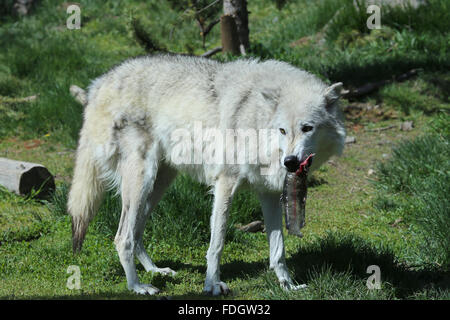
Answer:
xmin=279 ymin=128 xmax=286 ymax=135
xmin=302 ymin=125 xmax=313 ymax=133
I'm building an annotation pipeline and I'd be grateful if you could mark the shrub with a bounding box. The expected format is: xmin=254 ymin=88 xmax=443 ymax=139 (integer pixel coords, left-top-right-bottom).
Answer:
xmin=375 ymin=129 xmax=450 ymax=268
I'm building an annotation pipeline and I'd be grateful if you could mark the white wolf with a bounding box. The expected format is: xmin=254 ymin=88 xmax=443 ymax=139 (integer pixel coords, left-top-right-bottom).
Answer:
xmin=68 ymin=54 xmax=345 ymax=295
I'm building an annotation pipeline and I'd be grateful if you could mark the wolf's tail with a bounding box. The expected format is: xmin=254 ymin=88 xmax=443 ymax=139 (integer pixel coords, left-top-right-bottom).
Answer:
xmin=68 ymin=138 xmax=104 ymax=253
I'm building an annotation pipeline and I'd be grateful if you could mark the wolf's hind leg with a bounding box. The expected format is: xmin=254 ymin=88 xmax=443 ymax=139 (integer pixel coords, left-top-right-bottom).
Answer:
xmin=114 ymin=150 xmax=161 ymax=295
xmin=258 ymin=192 xmax=307 ymax=291
xmin=135 ymin=164 xmax=177 ymax=276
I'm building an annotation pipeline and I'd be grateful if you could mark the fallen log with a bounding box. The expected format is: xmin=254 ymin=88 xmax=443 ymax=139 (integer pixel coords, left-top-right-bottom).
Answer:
xmin=236 ymin=220 xmax=264 ymax=233
xmin=0 ymin=158 xmax=55 ymax=199
xmin=342 ymin=69 xmax=420 ymax=100
xmin=201 ymin=46 xmax=222 ymax=58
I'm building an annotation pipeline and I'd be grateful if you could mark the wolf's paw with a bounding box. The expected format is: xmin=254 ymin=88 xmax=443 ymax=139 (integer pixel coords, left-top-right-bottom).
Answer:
xmin=153 ymin=267 xmax=177 ymax=276
xmin=281 ymin=280 xmax=307 ymax=291
xmin=287 ymin=283 xmax=307 ymax=291
xmin=131 ymin=283 xmax=160 ymax=295
xmin=203 ymin=281 xmax=230 ymax=296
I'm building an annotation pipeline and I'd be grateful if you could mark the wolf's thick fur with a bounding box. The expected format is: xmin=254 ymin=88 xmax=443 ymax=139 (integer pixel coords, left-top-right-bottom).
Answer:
xmin=68 ymin=54 xmax=345 ymax=295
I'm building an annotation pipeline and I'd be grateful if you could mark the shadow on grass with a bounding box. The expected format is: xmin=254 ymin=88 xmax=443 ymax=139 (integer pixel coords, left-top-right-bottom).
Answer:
xmin=159 ymin=232 xmax=448 ymax=299
xmin=218 ymin=233 xmax=449 ymax=299
xmin=288 ymin=234 xmax=449 ymax=298
xmin=425 ymin=74 xmax=450 ymax=103
xmin=308 ymin=176 xmax=328 ymax=188
xmin=3 ymin=233 xmax=448 ymax=300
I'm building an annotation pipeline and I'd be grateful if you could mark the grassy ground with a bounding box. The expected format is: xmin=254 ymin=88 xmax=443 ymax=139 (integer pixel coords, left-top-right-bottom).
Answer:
xmin=0 ymin=0 xmax=449 ymax=299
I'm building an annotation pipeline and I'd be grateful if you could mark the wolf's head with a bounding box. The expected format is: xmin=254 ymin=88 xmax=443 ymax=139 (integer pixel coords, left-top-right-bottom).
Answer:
xmin=270 ymin=77 xmax=346 ymax=174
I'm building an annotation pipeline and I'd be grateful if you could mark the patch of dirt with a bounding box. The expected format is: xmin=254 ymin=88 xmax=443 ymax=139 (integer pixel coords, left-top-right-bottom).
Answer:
xmin=343 ymin=102 xmax=400 ymax=123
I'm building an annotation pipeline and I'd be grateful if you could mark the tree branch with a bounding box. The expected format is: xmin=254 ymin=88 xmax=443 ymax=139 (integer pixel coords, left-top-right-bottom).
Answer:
xmin=203 ymin=18 xmax=220 ymax=37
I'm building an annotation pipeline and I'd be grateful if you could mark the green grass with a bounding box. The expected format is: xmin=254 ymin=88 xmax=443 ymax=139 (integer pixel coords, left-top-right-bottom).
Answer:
xmin=380 ymin=77 xmax=450 ymax=115
xmin=374 ymin=115 xmax=450 ymax=269
xmin=0 ymin=187 xmax=52 ymax=244
xmin=0 ymin=0 xmax=449 ymax=299
xmin=2 ymin=118 xmax=448 ymax=299
xmin=247 ymin=0 xmax=450 ymax=85
xmin=1 ymin=0 xmax=448 ymax=144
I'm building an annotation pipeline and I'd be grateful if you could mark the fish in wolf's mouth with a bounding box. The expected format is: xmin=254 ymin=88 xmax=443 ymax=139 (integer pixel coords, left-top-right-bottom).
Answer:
xmin=280 ymin=154 xmax=315 ymax=237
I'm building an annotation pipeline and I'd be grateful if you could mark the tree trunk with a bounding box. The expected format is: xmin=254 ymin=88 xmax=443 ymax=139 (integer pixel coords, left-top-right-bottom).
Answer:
xmin=222 ymin=0 xmax=249 ymax=55
xmin=0 ymin=158 xmax=55 ymax=199
xmin=220 ymin=15 xmax=240 ymax=55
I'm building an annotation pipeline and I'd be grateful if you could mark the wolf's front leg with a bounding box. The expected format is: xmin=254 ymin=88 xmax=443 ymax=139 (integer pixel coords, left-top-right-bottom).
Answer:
xmin=258 ymin=192 xmax=307 ymax=290
xmin=203 ymin=175 xmax=239 ymax=296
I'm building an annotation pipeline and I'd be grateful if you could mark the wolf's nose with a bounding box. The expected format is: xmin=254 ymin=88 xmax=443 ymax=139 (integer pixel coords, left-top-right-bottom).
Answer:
xmin=284 ymin=155 xmax=300 ymax=172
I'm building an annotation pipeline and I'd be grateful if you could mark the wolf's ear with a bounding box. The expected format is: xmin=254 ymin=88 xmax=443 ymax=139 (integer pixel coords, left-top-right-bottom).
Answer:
xmin=324 ymin=82 xmax=344 ymax=106
xmin=261 ymin=87 xmax=280 ymax=104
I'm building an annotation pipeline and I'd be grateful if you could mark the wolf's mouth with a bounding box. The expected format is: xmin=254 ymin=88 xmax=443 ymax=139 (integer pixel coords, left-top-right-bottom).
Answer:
xmin=284 ymin=154 xmax=315 ymax=173
xmin=296 ymin=154 xmax=315 ymax=176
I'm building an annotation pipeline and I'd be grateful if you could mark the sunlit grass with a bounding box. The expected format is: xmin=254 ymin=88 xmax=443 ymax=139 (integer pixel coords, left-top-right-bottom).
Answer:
xmin=0 ymin=0 xmax=448 ymax=299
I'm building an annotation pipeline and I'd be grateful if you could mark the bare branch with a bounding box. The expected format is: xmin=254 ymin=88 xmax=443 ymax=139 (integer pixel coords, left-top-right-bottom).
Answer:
xmin=365 ymin=125 xmax=397 ymax=132
xmin=196 ymin=0 xmax=220 ymax=15
xmin=203 ymin=18 xmax=220 ymax=37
